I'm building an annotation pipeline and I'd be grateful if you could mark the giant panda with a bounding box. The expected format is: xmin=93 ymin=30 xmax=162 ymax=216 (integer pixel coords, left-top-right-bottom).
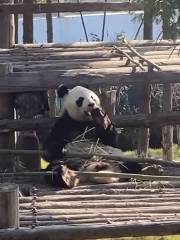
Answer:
xmin=42 ymin=85 xmax=163 ymax=187
xmin=43 ymin=84 xmax=121 ymax=162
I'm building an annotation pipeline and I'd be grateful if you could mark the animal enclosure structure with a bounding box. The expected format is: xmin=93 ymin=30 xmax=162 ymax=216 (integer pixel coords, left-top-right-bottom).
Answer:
xmin=0 ymin=40 xmax=179 ymax=239
xmin=0 ymin=1 xmax=180 ymax=239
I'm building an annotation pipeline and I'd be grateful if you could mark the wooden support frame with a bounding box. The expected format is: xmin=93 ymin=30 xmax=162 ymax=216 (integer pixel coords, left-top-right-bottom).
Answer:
xmin=0 ymin=221 xmax=180 ymax=240
xmin=0 ymin=2 xmax=144 ymax=14
xmin=0 ymin=69 xmax=180 ymax=93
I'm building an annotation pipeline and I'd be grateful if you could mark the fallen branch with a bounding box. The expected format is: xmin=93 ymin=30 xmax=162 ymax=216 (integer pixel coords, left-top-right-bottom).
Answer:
xmin=112 ymin=45 xmax=145 ymax=71
xmin=124 ymin=40 xmax=162 ymax=71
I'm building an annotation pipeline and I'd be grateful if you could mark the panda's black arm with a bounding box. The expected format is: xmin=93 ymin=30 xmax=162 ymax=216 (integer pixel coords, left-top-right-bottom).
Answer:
xmin=95 ymin=124 xmax=130 ymax=151
xmin=42 ymin=117 xmax=71 ymax=162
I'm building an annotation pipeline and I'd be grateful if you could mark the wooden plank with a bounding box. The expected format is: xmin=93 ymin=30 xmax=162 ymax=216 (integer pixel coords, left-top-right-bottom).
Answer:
xmin=13 ymin=39 xmax=179 ymax=48
xmin=0 ymin=67 xmax=179 ymax=92
xmin=0 ymin=2 xmax=143 ymax=14
xmin=13 ymin=57 xmax=180 ymax=72
xmin=0 ymin=111 xmax=180 ymax=131
xmin=0 ymin=221 xmax=180 ymax=239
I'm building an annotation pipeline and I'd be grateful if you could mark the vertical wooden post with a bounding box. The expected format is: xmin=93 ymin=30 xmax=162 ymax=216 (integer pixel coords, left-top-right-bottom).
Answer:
xmin=0 ymin=64 xmax=15 ymax=171
xmin=14 ymin=0 xmax=19 ymax=44
xmin=162 ymin=83 xmax=173 ymax=160
xmin=0 ymin=183 xmax=19 ymax=229
xmin=161 ymin=0 xmax=173 ymax=161
xmin=46 ymin=0 xmax=56 ymax=117
xmin=23 ymin=0 xmax=33 ymax=43
xmin=137 ymin=82 xmax=151 ymax=157
xmin=46 ymin=0 xmax=53 ymax=43
xmin=99 ymin=88 xmax=116 ymax=119
xmin=0 ymin=0 xmax=15 ymax=48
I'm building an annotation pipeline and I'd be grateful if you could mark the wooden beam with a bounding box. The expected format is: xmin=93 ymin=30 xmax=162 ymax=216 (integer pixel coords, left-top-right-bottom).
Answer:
xmin=0 ymin=112 xmax=180 ymax=131
xmin=0 ymin=0 xmax=15 ymax=48
xmin=0 ymin=2 xmax=144 ymax=14
xmin=0 ymin=149 xmax=180 ymax=168
xmin=0 ymin=184 xmax=19 ymax=229
xmin=0 ymin=221 xmax=180 ymax=239
xmin=13 ymin=39 xmax=180 ymax=48
xmin=0 ymin=63 xmax=15 ymax=170
xmin=0 ymin=68 xmax=179 ymax=93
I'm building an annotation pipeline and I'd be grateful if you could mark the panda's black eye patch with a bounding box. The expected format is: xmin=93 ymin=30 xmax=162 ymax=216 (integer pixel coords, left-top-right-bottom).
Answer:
xmin=76 ymin=97 xmax=84 ymax=107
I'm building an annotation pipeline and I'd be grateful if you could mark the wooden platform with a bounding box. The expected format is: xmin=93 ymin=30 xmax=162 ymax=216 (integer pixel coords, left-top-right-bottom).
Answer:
xmin=0 ymin=181 xmax=173 ymax=239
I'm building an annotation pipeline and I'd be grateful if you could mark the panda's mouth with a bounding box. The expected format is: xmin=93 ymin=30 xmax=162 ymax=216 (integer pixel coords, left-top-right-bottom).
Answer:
xmin=84 ymin=111 xmax=92 ymax=117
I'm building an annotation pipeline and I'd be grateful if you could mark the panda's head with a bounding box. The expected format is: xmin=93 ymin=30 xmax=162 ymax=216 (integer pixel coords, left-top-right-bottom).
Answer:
xmin=57 ymin=85 xmax=101 ymax=121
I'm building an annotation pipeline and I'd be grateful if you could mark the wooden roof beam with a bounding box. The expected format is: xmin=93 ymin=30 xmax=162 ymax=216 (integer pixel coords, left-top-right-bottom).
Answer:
xmin=0 ymin=2 xmax=143 ymax=14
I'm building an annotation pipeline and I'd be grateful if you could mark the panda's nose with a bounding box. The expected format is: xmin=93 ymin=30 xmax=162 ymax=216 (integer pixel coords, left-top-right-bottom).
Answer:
xmin=88 ymin=103 xmax=95 ymax=108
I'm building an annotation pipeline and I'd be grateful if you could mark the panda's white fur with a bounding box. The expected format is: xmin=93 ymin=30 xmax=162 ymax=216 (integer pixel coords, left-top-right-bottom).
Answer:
xmin=61 ymin=86 xmax=101 ymax=121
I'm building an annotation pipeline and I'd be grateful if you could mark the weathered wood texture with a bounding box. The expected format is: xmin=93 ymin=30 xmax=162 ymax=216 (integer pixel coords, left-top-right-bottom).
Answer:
xmin=0 ymin=2 xmax=144 ymax=14
xmin=137 ymin=81 xmax=151 ymax=157
xmin=0 ymin=0 xmax=14 ymax=48
xmin=0 ymin=112 xmax=180 ymax=131
xmin=0 ymin=41 xmax=179 ymax=92
xmin=162 ymin=83 xmax=173 ymax=160
xmin=2 ymin=181 xmax=180 ymax=238
xmin=0 ymin=64 xmax=14 ymax=170
xmin=0 ymin=183 xmax=19 ymax=229
xmin=23 ymin=0 xmax=33 ymax=43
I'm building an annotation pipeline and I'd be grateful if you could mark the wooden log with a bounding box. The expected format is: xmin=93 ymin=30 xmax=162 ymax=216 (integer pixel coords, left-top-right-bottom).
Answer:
xmin=0 ymin=67 xmax=180 ymax=93
xmin=13 ymin=40 xmax=180 ymax=48
xmin=14 ymin=0 xmax=18 ymax=44
xmin=0 ymin=221 xmax=180 ymax=239
xmin=0 ymin=111 xmax=180 ymax=131
xmin=162 ymin=83 xmax=173 ymax=160
xmin=0 ymin=2 xmax=144 ymax=14
xmin=19 ymin=192 xmax=180 ymax=203
xmin=0 ymin=63 xmax=14 ymax=170
xmin=19 ymin=206 xmax=180 ymax=216
xmin=13 ymin=57 xmax=180 ymax=72
xmin=23 ymin=0 xmax=33 ymax=43
xmin=0 ymin=148 xmax=180 ymax=168
xmin=19 ymin=213 xmax=180 ymax=222
xmin=20 ymin=217 xmax=180 ymax=227
xmin=0 ymin=0 xmax=14 ymax=48
xmin=0 ymin=183 xmax=19 ymax=229
xmin=137 ymin=82 xmax=151 ymax=158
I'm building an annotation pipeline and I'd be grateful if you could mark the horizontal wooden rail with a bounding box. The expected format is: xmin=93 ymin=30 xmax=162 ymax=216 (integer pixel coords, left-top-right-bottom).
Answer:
xmin=1 ymin=170 xmax=180 ymax=182
xmin=0 ymin=69 xmax=180 ymax=93
xmin=0 ymin=149 xmax=180 ymax=168
xmin=0 ymin=2 xmax=143 ymax=14
xmin=0 ymin=112 xmax=180 ymax=131
xmin=12 ymin=40 xmax=180 ymax=48
xmin=0 ymin=221 xmax=180 ymax=239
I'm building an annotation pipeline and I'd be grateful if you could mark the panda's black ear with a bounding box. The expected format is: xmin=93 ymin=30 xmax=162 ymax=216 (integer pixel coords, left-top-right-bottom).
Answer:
xmin=57 ymin=85 xmax=69 ymax=98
